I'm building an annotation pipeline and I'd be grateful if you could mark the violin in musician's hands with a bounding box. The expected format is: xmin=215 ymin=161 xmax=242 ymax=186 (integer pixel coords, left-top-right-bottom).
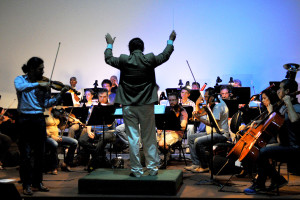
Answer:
xmin=37 ymin=76 xmax=80 ymax=95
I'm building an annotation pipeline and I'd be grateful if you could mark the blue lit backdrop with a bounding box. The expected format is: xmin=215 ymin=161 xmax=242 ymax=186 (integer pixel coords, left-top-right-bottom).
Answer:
xmin=0 ymin=0 xmax=299 ymax=107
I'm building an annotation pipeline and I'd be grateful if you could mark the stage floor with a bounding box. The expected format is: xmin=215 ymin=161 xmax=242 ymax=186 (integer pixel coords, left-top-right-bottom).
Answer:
xmin=1 ymin=154 xmax=300 ymax=199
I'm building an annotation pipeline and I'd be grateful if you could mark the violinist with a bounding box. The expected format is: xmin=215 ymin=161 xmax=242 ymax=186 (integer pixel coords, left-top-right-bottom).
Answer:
xmin=45 ymin=107 xmax=78 ymax=174
xmin=157 ymin=92 xmax=188 ymax=165
xmin=14 ymin=57 xmax=69 ymax=195
xmin=244 ymin=79 xmax=300 ymax=194
xmin=184 ymin=87 xmax=230 ymax=173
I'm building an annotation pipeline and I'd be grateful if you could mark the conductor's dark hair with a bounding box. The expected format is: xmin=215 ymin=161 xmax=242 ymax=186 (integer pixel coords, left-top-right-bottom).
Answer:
xmin=129 ymin=38 xmax=144 ymax=54
xmin=22 ymin=57 xmax=44 ymax=74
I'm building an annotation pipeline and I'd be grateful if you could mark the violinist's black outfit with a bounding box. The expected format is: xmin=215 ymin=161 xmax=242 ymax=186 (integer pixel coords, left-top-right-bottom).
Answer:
xmin=14 ymin=75 xmax=62 ymax=193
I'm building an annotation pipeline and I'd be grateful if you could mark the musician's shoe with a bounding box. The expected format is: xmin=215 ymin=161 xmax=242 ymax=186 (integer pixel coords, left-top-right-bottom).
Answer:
xmin=191 ymin=167 xmax=209 ymax=173
xmin=129 ymin=172 xmax=142 ymax=178
xmin=32 ymin=183 xmax=50 ymax=192
xmin=244 ymin=183 xmax=266 ymax=195
xmin=23 ymin=185 xmax=33 ymax=196
xmin=184 ymin=165 xmax=198 ymax=171
xmin=267 ymin=175 xmax=288 ymax=191
xmin=149 ymin=169 xmax=158 ymax=176
xmin=61 ymin=163 xmax=72 ymax=172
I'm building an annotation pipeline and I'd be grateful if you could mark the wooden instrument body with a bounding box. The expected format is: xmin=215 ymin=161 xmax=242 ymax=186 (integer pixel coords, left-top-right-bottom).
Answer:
xmin=227 ymin=112 xmax=284 ymax=162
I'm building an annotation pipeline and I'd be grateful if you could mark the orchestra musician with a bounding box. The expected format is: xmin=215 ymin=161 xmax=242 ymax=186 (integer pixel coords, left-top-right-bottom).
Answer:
xmin=14 ymin=57 xmax=69 ymax=195
xmin=101 ymin=79 xmax=116 ymax=104
xmin=110 ymin=75 xmax=119 ymax=93
xmin=244 ymin=79 xmax=300 ymax=194
xmin=45 ymin=107 xmax=78 ymax=174
xmin=185 ymin=87 xmax=230 ymax=173
xmin=104 ymin=30 xmax=176 ymax=177
xmin=78 ymin=89 xmax=116 ymax=171
xmin=69 ymin=77 xmax=82 ymax=107
xmin=236 ymin=88 xmax=280 ymax=178
xmin=157 ymin=92 xmax=188 ymax=165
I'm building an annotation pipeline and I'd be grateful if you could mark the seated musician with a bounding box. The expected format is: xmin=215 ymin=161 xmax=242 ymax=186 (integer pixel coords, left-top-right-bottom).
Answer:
xmin=110 ymin=75 xmax=119 ymax=94
xmin=69 ymin=77 xmax=82 ymax=107
xmin=45 ymin=107 xmax=78 ymax=173
xmin=157 ymin=92 xmax=188 ymax=163
xmin=192 ymin=82 xmax=200 ymax=90
xmin=244 ymin=79 xmax=300 ymax=194
xmin=184 ymin=87 xmax=230 ymax=173
xmin=80 ymin=89 xmax=98 ymax=107
xmin=235 ymin=88 xmax=280 ymax=178
xmin=101 ymin=79 xmax=116 ymax=104
xmin=180 ymin=86 xmax=196 ymax=145
xmin=78 ymin=89 xmax=116 ymax=170
xmin=220 ymin=85 xmax=232 ymax=100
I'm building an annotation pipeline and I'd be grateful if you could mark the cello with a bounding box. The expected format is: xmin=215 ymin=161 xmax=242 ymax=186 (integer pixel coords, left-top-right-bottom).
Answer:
xmin=227 ymin=91 xmax=300 ymax=162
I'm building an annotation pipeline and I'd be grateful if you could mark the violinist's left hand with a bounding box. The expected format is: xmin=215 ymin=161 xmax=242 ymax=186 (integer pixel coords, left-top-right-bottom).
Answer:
xmin=60 ymin=86 xmax=70 ymax=95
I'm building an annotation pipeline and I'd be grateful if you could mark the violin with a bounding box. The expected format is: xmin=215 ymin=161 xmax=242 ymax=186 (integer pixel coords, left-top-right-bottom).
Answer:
xmin=38 ymin=76 xmax=81 ymax=95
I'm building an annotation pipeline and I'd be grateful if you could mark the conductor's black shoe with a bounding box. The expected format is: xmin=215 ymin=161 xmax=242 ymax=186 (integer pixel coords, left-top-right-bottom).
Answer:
xmin=23 ymin=186 xmax=33 ymax=196
xmin=32 ymin=183 xmax=50 ymax=192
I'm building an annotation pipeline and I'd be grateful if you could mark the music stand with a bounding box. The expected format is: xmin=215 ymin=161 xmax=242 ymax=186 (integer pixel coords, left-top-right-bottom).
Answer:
xmin=189 ymin=90 xmax=200 ymax=103
xmin=231 ymin=87 xmax=250 ymax=105
xmin=155 ymin=106 xmax=183 ymax=169
xmin=196 ymin=105 xmax=223 ymax=186
xmin=166 ymin=88 xmax=181 ymax=97
xmin=86 ymin=105 xmax=116 ymax=155
xmin=65 ymin=107 xmax=90 ymax=124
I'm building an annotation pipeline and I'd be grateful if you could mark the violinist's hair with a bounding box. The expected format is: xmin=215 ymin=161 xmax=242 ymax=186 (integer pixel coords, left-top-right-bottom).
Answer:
xmin=168 ymin=92 xmax=179 ymax=100
xmin=281 ymin=79 xmax=298 ymax=94
xmin=22 ymin=57 xmax=43 ymax=74
xmin=261 ymin=89 xmax=280 ymax=105
xmin=101 ymin=79 xmax=112 ymax=87
xmin=129 ymin=38 xmax=144 ymax=54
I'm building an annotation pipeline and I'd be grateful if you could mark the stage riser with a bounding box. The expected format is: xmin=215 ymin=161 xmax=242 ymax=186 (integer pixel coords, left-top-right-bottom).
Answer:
xmin=78 ymin=169 xmax=183 ymax=195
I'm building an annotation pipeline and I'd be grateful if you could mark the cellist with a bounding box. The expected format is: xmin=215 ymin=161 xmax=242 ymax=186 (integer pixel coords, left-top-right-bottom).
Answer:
xmin=244 ymin=79 xmax=300 ymax=194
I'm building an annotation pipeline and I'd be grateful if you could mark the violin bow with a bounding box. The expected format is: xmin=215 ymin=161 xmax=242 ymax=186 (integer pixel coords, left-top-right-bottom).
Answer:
xmin=49 ymin=42 xmax=61 ymax=84
xmin=186 ymin=60 xmax=197 ymax=84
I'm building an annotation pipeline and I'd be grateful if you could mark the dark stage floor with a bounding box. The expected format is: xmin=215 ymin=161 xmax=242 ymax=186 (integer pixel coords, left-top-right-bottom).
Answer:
xmin=1 ymin=153 xmax=300 ymax=199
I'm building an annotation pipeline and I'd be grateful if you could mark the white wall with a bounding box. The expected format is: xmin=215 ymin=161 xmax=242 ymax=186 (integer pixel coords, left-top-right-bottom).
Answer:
xmin=1 ymin=0 xmax=300 ymax=108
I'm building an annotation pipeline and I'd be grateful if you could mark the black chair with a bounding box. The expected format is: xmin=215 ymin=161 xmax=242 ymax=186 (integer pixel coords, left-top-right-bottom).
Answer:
xmin=171 ymin=140 xmax=187 ymax=166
